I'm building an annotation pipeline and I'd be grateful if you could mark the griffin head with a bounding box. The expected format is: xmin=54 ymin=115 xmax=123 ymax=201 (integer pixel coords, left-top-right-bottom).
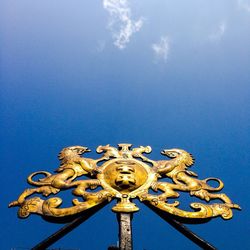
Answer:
xmin=58 ymin=146 xmax=90 ymax=163
xmin=161 ymin=148 xmax=194 ymax=167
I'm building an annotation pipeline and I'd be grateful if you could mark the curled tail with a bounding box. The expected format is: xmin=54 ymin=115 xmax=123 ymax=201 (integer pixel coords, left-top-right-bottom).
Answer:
xmin=203 ymin=177 xmax=224 ymax=191
xmin=27 ymin=171 xmax=52 ymax=186
xmin=172 ymin=171 xmax=224 ymax=192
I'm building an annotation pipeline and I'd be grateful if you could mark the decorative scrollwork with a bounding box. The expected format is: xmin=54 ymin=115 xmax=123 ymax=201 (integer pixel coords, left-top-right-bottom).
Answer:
xmin=9 ymin=144 xmax=240 ymax=220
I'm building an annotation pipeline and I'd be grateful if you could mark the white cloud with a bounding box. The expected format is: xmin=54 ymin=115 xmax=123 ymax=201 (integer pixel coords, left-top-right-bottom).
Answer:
xmin=103 ymin=0 xmax=143 ymax=49
xmin=209 ymin=21 xmax=226 ymax=42
xmin=152 ymin=36 xmax=170 ymax=63
xmin=238 ymin=0 xmax=250 ymax=12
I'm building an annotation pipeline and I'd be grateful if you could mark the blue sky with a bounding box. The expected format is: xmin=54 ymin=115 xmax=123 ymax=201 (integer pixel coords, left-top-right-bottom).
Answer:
xmin=1 ymin=0 xmax=250 ymax=249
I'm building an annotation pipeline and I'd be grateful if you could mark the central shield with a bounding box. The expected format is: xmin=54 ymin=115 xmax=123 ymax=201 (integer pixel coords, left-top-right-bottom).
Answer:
xmin=98 ymin=158 xmax=157 ymax=212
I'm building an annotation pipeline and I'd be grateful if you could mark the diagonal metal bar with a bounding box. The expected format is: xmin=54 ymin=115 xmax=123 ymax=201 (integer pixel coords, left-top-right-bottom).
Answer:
xmin=32 ymin=202 xmax=108 ymax=250
xmin=145 ymin=203 xmax=217 ymax=250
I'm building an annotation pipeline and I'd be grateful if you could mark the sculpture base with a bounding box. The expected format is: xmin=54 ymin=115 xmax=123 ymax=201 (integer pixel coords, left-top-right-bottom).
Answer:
xmin=112 ymin=201 xmax=139 ymax=213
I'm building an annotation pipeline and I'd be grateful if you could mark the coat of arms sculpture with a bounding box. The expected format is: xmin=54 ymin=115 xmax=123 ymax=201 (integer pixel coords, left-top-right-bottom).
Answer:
xmin=9 ymin=144 xmax=240 ymax=220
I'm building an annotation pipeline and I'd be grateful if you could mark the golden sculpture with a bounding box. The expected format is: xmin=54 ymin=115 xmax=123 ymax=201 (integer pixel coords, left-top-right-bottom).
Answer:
xmin=9 ymin=144 xmax=240 ymax=220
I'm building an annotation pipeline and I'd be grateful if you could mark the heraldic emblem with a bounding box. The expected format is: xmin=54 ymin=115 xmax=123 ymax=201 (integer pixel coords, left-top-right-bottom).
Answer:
xmin=9 ymin=144 xmax=240 ymax=220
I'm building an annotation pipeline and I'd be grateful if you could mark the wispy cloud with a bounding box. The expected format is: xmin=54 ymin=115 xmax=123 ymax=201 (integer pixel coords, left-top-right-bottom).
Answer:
xmin=152 ymin=36 xmax=170 ymax=63
xmin=238 ymin=0 xmax=250 ymax=12
xmin=209 ymin=21 xmax=226 ymax=42
xmin=103 ymin=0 xmax=143 ymax=49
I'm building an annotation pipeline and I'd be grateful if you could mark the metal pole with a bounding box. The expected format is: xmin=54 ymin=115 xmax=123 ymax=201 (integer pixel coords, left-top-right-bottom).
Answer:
xmin=163 ymin=218 xmax=216 ymax=250
xmin=32 ymin=202 xmax=108 ymax=250
xmin=117 ymin=213 xmax=133 ymax=250
xmin=145 ymin=203 xmax=217 ymax=250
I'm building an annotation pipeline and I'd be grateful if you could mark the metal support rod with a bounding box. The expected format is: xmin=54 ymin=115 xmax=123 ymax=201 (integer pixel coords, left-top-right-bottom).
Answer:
xmin=117 ymin=213 xmax=133 ymax=250
xmin=165 ymin=218 xmax=216 ymax=250
xmin=32 ymin=202 xmax=108 ymax=250
xmin=145 ymin=203 xmax=217 ymax=250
